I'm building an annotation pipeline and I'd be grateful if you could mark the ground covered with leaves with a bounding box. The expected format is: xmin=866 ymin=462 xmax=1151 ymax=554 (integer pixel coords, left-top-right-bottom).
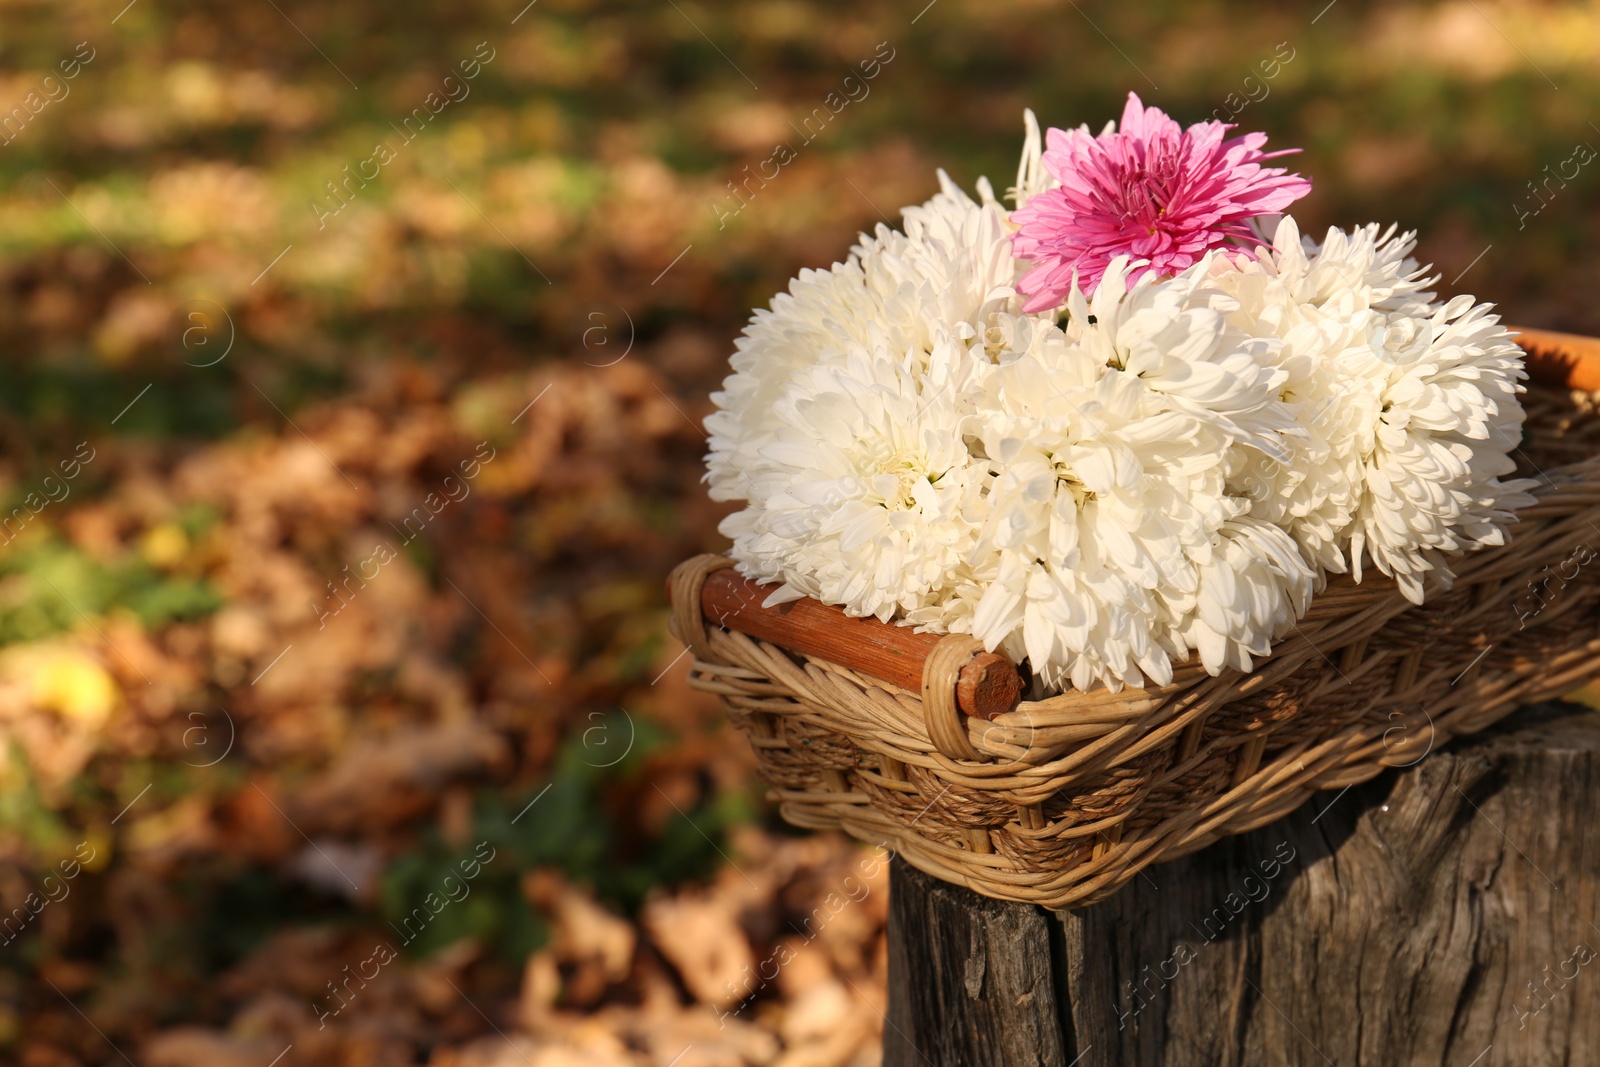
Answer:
xmin=0 ymin=0 xmax=1598 ymax=1063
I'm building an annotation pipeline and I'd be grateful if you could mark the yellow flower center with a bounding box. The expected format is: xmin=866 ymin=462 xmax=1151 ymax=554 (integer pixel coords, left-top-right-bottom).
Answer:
xmin=983 ymin=323 xmax=1008 ymax=362
xmin=877 ymin=449 xmax=931 ymax=511
xmin=1054 ymin=460 xmax=1095 ymax=507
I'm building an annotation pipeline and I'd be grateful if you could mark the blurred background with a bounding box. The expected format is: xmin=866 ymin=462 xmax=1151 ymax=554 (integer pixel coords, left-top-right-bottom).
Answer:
xmin=0 ymin=0 xmax=1596 ymax=1063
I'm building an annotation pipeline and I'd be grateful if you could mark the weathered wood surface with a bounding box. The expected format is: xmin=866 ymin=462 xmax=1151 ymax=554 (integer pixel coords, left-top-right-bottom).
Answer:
xmin=886 ymin=699 xmax=1600 ymax=1066
xmin=886 ymin=855 xmax=1071 ymax=1066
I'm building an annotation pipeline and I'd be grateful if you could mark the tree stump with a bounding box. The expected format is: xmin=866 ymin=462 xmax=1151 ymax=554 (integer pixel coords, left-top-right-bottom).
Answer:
xmin=885 ymin=699 xmax=1600 ymax=1066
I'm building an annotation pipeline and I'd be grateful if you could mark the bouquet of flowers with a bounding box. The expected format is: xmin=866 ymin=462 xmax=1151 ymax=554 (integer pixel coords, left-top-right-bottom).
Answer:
xmin=704 ymin=94 xmax=1536 ymax=694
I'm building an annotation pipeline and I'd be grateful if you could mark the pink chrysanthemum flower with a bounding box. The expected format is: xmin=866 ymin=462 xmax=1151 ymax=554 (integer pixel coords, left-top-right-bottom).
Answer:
xmin=1010 ymin=92 xmax=1311 ymax=311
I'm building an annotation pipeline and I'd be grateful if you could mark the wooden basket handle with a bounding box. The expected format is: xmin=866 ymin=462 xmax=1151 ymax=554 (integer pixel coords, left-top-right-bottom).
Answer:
xmin=666 ymin=557 xmax=1024 ymax=723
xmin=1512 ymin=325 xmax=1600 ymax=390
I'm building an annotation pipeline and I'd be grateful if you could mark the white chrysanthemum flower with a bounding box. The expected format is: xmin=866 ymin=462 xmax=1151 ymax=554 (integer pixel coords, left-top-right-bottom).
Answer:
xmin=875 ymin=171 xmax=1018 ymax=347
xmin=705 ymin=172 xmax=1015 ymax=503
xmin=1064 ymin=255 xmax=1297 ymax=458
xmin=720 ymin=341 xmax=990 ymax=622
xmin=954 ymin=283 xmax=1307 ymax=690
xmin=1344 ymin=296 xmax=1537 ymax=602
xmin=1170 ymin=517 xmax=1315 ymax=674
xmin=1273 ymin=218 xmax=1439 ymax=318
xmin=1206 ymin=235 xmax=1379 ymax=574
xmin=1209 ymin=217 xmax=1536 ymax=602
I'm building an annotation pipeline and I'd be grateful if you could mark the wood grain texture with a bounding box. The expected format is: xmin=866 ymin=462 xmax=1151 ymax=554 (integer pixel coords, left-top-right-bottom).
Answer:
xmin=887 ymin=700 xmax=1600 ymax=1066
xmin=690 ymin=565 xmax=1023 ymax=719
xmin=886 ymin=855 xmax=1071 ymax=1066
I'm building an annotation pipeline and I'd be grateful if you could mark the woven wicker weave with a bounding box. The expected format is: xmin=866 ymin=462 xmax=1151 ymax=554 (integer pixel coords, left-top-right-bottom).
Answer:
xmin=670 ymin=331 xmax=1600 ymax=910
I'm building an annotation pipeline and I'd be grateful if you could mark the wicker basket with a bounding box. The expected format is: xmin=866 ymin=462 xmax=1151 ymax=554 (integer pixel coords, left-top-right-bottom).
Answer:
xmin=670 ymin=327 xmax=1600 ymax=910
